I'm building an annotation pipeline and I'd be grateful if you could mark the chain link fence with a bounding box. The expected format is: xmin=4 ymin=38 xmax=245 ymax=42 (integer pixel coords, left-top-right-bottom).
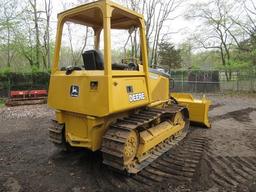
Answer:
xmin=170 ymin=69 xmax=256 ymax=93
xmin=0 ymin=69 xmax=255 ymax=98
xmin=0 ymin=72 xmax=50 ymax=98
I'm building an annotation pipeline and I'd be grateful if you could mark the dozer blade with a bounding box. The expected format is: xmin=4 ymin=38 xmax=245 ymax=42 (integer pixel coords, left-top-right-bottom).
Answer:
xmin=171 ymin=93 xmax=211 ymax=128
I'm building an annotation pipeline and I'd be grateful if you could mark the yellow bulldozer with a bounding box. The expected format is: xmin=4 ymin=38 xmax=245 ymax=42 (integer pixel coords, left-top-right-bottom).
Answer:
xmin=48 ymin=0 xmax=211 ymax=174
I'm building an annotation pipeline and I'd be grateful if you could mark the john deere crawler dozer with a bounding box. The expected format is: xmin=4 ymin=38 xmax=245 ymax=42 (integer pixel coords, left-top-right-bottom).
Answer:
xmin=48 ymin=0 xmax=211 ymax=174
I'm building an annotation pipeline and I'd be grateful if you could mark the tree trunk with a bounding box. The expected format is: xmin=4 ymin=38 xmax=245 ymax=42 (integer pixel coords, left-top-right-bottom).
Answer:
xmin=45 ymin=0 xmax=51 ymax=69
xmin=35 ymin=6 xmax=40 ymax=68
xmin=30 ymin=0 xmax=40 ymax=69
xmin=7 ymin=23 xmax=10 ymax=67
xmin=46 ymin=15 xmax=51 ymax=68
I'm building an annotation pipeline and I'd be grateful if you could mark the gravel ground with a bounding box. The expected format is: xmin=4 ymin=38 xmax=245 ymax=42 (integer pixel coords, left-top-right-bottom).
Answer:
xmin=0 ymin=105 xmax=54 ymax=120
xmin=0 ymin=95 xmax=256 ymax=192
xmin=207 ymin=95 xmax=256 ymax=157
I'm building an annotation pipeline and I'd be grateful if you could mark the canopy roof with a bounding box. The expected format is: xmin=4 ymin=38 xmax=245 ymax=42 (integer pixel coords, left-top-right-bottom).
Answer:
xmin=58 ymin=0 xmax=143 ymax=29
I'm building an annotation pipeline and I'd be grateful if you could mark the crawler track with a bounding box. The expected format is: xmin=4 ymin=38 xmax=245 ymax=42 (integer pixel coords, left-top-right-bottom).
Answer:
xmin=101 ymin=106 xmax=189 ymax=174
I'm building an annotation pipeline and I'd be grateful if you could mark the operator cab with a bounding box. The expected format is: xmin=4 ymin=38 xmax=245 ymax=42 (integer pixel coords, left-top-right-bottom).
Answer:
xmin=57 ymin=1 xmax=144 ymax=75
xmin=48 ymin=0 xmax=168 ymax=117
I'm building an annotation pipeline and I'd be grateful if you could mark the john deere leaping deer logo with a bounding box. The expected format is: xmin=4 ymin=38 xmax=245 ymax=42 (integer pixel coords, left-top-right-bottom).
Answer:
xmin=70 ymin=85 xmax=79 ymax=97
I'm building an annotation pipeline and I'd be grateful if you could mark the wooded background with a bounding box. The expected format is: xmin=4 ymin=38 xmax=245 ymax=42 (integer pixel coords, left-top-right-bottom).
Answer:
xmin=0 ymin=0 xmax=255 ymax=81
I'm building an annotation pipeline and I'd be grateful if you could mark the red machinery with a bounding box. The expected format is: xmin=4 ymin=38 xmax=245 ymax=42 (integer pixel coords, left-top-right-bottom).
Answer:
xmin=5 ymin=89 xmax=48 ymax=107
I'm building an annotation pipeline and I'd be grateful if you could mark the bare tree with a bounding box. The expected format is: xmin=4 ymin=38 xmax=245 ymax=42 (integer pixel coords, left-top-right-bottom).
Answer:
xmin=61 ymin=0 xmax=90 ymax=66
xmin=15 ymin=0 xmax=53 ymax=70
xmin=243 ymin=0 xmax=256 ymax=40
xmin=121 ymin=0 xmax=184 ymax=66
xmin=150 ymin=0 xmax=184 ymax=66
xmin=242 ymin=0 xmax=256 ymax=66
xmin=12 ymin=0 xmax=44 ymax=69
xmin=14 ymin=12 xmax=36 ymax=68
xmin=0 ymin=0 xmax=19 ymax=67
xmin=229 ymin=0 xmax=256 ymax=51
xmin=43 ymin=0 xmax=52 ymax=69
xmin=66 ymin=22 xmax=89 ymax=66
xmin=187 ymin=0 xmax=240 ymax=80
xmin=29 ymin=0 xmax=41 ymax=68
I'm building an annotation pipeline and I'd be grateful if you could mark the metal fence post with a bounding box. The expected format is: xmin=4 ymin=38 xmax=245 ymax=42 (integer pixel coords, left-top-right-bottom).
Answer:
xmin=182 ymin=70 xmax=184 ymax=92
xmin=236 ymin=70 xmax=239 ymax=92
xmin=8 ymin=77 xmax=11 ymax=98
xmin=195 ymin=72 xmax=197 ymax=93
xmin=254 ymin=69 xmax=256 ymax=93
xmin=250 ymin=70 xmax=253 ymax=93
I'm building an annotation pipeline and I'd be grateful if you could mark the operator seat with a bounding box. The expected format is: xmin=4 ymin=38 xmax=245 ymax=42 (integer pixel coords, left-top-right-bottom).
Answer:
xmin=82 ymin=50 xmax=104 ymax=70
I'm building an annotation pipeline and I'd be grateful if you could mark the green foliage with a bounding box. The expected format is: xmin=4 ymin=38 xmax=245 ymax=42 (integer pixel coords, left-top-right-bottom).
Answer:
xmin=0 ymin=67 xmax=11 ymax=79
xmin=188 ymin=48 xmax=253 ymax=70
xmin=112 ymin=49 xmax=123 ymax=63
xmin=179 ymin=42 xmax=192 ymax=68
xmin=191 ymin=50 xmax=220 ymax=69
xmin=0 ymin=71 xmax=50 ymax=91
xmin=158 ymin=41 xmax=182 ymax=69
xmin=190 ymin=64 xmax=201 ymax=70
xmin=14 ymin=32 xmax=39 ymax=68
xmin=0 ymin=30 xmax=55 ymax=72
xmin=0 ymin=99 xmax=4 ymax=108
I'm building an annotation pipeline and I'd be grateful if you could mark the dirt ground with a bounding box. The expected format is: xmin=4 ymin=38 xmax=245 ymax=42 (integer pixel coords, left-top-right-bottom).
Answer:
xmin=0 ymin=95 xmax=256 ymax=192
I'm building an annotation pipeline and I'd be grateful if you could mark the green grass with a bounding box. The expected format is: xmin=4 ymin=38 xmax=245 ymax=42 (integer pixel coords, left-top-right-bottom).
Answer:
xmin=0 ymin=99 xmax=5 ymax=108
